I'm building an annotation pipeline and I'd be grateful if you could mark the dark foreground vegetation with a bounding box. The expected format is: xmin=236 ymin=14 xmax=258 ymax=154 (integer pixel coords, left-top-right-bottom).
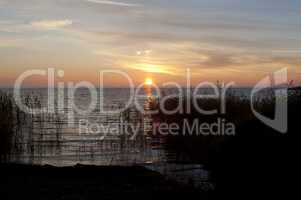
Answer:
xmin=0 ymin=90 xmax=21 ymax=162
xmin=152 ymin=87 xmax=295 ymax=199
xmin=0 ymin=163 xmax=204 ymax=200
xmin=0 ymin=88 xmax=295 ymax=199
xmin=0 ymin=92 xmax=17 ymax=161
xmin=0 ymin=91 xmax=31 ymax=162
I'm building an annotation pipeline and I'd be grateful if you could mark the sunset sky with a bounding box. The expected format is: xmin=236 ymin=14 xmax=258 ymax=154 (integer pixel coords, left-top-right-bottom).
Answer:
xmin=0 ymin=0 xmax=301 ymax=87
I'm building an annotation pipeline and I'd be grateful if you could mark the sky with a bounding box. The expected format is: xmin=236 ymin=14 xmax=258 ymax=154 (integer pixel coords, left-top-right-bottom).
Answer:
xmin=0 ymin=0 xmax=301 ymax=87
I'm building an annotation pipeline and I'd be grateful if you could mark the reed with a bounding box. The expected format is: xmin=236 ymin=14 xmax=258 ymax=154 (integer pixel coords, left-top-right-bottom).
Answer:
xmin=0 ymin=91 xmax=16 ymax=161
xmin=151 ymin=87 xmax=295 ymax=164
xmin=0 ymin=90 xmax=43 ymax=162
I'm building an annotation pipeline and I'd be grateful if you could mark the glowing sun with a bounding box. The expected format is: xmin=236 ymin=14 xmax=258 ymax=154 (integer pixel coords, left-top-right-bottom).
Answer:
xmin=145 ymin=78 xmax=153 ymax=86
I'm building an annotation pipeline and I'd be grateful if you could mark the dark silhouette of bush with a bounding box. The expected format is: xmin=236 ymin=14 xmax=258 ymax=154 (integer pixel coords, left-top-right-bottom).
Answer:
xmin=152 ymin=87 xmax=296 ymax=198
xmin=151 ymin=90 xmax=258 ymax=164
xmin=0 ymin=92 xmax=14 ymax=162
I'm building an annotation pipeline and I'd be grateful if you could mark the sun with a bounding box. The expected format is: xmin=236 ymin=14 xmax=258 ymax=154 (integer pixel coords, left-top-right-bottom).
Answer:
xmin=145 ymin=78 xmax=153 ymax=86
